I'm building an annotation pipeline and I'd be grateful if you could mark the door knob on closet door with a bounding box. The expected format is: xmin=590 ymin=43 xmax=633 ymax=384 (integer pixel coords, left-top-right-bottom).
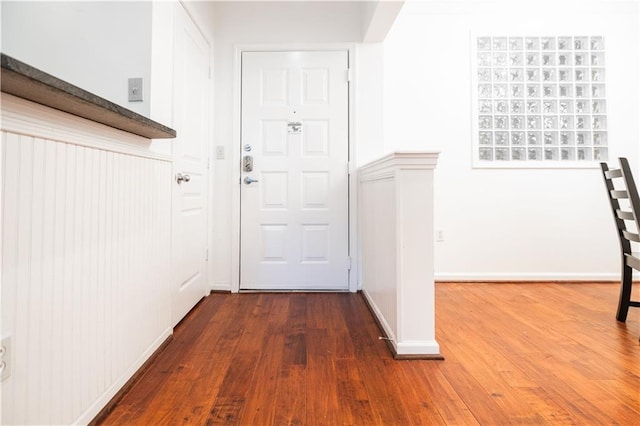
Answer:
xmin=244 ymin=176 xmax=259 ymax=185
xmin=176 ymin=173 xmax=191 ymax=184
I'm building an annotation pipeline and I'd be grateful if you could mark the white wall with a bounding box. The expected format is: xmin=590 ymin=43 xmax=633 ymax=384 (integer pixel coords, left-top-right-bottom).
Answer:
xmin=384 ymin=0 xmax=640 ymax=280
xmin=356 ymin=43 xmax=387 ymax=165
xmin=210 ymin=1 xmax=388 ymax=290
xmin=1 ymin=1 xmax=153 ymax=117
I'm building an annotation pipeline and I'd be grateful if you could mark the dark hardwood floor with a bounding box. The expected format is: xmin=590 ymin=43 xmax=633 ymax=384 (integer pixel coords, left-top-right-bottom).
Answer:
xmin=98 ymin=283 xmax=640 ymax=425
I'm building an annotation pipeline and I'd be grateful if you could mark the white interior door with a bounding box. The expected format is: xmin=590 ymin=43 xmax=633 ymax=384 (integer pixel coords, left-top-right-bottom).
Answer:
xmin=171 ymin=4 xmax=209 ymax=325
xmin=240 ymin=51 xmax=350 ymax=290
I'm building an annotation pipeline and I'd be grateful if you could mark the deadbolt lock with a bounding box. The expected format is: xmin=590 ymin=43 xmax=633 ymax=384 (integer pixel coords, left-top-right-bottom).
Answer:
xmin=243 ymin=155 xmax=254 ymax=172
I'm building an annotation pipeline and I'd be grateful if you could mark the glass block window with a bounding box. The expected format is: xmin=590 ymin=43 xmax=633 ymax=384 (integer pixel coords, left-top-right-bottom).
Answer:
xmin=472 ymin=36 xmax=608 ymax=167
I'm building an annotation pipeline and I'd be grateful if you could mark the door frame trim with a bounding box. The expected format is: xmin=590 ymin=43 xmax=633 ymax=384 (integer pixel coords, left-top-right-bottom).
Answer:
xmin=230 ymin=44 xmax=358 ymax=293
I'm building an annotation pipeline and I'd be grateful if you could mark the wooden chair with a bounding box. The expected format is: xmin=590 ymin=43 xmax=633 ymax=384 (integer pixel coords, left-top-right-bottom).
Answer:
xmin=600 ymin=157 xmax=640 ymax=322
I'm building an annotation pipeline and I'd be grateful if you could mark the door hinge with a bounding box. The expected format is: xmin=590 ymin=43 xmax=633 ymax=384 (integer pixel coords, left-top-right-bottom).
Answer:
xmin=347 ymin=162 xmax=353 ymax=175
xmin=205 ymin=248 xmax=209 ymax=262
xmin=347 ymin=257 xmax=352 ymax=270
xmin=346 ymin=68 xmax=352 ymax=82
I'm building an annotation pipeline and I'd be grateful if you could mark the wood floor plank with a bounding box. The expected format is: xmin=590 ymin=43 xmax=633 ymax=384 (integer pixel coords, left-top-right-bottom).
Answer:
xmin=272 ymin=365 xmax=306 ymax=426
xmin=408 ymin=362 xmax=480 ymax=425
xmin=304 ymin=328 xmax=341 ymax=425
xmin=354 ymin=358 xmax=412 ymax=424
xmin=237 ymin=332 xmax=284 ymax=425
xmin=98 ymin=283 xmax=640 ymax=425
xmin=207 ymin=294 xmax=273 ymax=424
xmin=334 ymin=358 xmax=374 ymax=425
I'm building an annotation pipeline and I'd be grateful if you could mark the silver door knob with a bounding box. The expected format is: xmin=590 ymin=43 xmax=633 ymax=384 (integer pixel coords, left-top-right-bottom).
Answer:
xmin=176 ymin=173 xmax=191 ymax=184
xmin=244 ymin=176 xmax=259 ymax=185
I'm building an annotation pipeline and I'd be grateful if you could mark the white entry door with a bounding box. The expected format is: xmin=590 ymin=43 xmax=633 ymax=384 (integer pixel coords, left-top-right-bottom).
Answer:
xmin=240 ymin=51 xmax=350 ymax=290
xmin=171 ymin=4 xmax=209 ymax=325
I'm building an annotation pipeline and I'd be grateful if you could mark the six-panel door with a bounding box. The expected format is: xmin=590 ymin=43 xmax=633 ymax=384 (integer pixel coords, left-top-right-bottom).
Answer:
xmin=240 ymin=51 xmax=350 ymax=290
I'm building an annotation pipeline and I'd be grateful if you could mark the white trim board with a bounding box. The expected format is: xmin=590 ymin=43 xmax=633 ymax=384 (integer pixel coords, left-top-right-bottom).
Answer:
xmin=435 ymin=272 xmax=622 ymax=281
xmin=1 ymin=93 xmax=171 ymax=162
xmin=74 ymin=328 xmax=172 ymax=425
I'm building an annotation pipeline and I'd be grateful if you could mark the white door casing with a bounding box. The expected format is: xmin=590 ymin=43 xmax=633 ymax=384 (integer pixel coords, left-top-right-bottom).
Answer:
xmin=240 ymin=51 xmax=350 ymax=290
xmin=171 ymin=4 xmax=209 ymax=325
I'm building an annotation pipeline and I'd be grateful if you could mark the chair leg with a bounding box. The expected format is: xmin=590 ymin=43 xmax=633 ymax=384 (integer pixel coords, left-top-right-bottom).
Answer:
xmin=616 ymin=264 xmax=633 ymax=322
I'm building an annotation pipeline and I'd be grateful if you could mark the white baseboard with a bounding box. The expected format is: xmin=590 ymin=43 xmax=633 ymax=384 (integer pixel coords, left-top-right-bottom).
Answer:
xmin=435 ymin=272 xmax=621 ymax=282
xmin=395 ymin=340 xmax=441 ymax=356
xmin=74 ymin=327 xmax=173 ymax=425
xmin=361 ymin=288 xmax=397 ymax=342
xmin=211 ymin=281 xmax=231 ymax=292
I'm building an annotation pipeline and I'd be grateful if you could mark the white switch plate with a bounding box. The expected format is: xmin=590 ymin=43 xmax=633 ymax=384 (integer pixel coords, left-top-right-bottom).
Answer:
xmin=128 ymin=77 xmax=143 ymax=102
xmin=215 ymin=145 xmax=225 ymax=160
xmin=0 ymin=336 xmax=11 ymax=382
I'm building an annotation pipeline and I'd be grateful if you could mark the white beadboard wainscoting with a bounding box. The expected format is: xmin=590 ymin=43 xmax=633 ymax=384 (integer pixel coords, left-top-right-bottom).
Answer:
xmin=1 ymin=94 xmax=173 ymax=425
xmin=358 ymin=151 xmax=441 ymax=358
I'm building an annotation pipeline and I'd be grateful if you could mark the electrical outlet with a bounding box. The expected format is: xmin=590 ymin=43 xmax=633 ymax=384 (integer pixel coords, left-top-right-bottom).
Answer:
xmin=1 ymin=336 xmax=11 ymax=382
xmin=436 ymin=229 xmax=445 ymax=242
xmin=128 ymin=77 xmax=143 ymax=102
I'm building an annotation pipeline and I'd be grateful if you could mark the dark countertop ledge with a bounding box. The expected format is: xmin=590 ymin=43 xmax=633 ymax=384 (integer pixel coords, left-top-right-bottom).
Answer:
xmin=1 ymin=53 xmax=176 ymax=139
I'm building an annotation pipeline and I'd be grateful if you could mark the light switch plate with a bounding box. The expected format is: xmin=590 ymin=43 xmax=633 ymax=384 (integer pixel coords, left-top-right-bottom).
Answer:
xmin=215 ymin=145 xmax=225 ymax=160
xmin=128 ymin=77 xmax=143 ymax=102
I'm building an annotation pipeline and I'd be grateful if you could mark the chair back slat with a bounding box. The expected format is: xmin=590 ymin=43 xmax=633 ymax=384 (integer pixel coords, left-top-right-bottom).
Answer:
xmin=622 ymin=230 xmax=640 ymax=243
xmin=605 ymin=168 xmax=623 ymax=179
xmin=626 ymin=253 xmax=640 ymax=271
xmin=610 ymin=190 xmax=629 ymax=199
xmin=616 ymin=210 xmax=635 ymax=221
